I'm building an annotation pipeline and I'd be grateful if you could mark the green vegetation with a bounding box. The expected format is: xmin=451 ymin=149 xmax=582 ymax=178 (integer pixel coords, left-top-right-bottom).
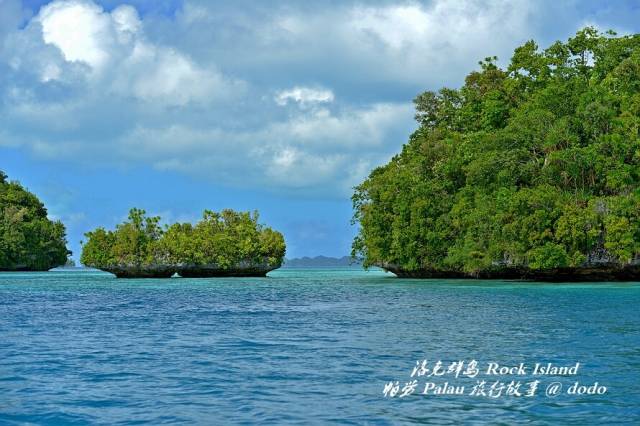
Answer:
xmin=0 ymin=170 xmax=70 ymax=270
xmin=81 ymin=208 xmax=286 ymax=272
xmin=353 ymin=28 xmax=640 ymax=276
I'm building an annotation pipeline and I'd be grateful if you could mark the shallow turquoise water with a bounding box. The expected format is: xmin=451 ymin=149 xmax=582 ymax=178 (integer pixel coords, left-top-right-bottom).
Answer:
xmin=0 ymin=268 xmax=639 ymax=425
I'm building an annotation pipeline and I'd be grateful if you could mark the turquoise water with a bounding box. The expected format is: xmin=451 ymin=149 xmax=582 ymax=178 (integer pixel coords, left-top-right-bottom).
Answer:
xmin=1 ymin=269 xmax=639 ymax=425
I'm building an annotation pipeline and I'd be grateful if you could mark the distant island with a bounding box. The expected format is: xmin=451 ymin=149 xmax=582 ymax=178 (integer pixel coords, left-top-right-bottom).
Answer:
xmin=282 ymin=256 xmax=362 ymax=268
xmin=81 ymin=208 xmax=285 ymax=278
xmin=352 ymin=28 xmax=640 ymax=281
xmin=0 ymin=170 xmax=70 ymax=271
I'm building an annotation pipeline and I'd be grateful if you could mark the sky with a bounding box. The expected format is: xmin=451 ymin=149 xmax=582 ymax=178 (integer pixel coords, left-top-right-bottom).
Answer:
xmin=2 ymin=0 xmax=640 ymax=261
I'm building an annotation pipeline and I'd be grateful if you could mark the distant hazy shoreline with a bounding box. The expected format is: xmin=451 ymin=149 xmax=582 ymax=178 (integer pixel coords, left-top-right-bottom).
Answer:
xmin=281 ymin=256 xmax=362 ymax=268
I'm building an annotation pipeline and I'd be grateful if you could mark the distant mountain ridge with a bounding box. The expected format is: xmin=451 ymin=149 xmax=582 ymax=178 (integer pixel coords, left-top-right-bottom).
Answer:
xmin=282 ymin=256 xmax=362 ymax=268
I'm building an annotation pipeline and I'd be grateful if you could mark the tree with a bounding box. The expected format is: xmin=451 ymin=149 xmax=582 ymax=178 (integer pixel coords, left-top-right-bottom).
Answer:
xmin=353 ymin=28 xmax=640 ymax=275
xmin=0 ymin=170 xmax=70 ymax=270
xmin=81 ymin=208 xmax=286 ymax=272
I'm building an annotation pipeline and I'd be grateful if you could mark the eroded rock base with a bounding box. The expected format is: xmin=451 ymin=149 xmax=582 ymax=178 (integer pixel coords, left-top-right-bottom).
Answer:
xmin=380 ymin=264 xmax=640 ymax=282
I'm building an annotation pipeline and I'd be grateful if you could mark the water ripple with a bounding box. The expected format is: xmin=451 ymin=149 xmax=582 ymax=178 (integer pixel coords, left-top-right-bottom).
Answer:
xmin=0 ymin=269 xmax=639 ymax=424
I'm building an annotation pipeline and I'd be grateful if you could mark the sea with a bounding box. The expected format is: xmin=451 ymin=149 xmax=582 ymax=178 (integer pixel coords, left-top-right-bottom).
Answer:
xmin=0 ymin=268 xmax=639 ymax=425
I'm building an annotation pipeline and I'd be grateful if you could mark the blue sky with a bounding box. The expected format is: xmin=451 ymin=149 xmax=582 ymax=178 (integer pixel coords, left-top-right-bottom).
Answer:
xmin=2 ymin=0 xmax=640 ymax=261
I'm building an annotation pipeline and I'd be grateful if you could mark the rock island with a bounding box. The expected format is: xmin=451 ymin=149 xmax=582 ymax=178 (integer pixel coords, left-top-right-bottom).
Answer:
xmin=0 ymin=170 xmax=71 ymax=271
xmin=81 ymin=208 xmax=285 ymax=278
xmin=352 ymin=28 xmax=640 ymax=281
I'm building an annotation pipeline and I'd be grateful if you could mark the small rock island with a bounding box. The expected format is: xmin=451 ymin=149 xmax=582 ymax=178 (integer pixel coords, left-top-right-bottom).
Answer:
xmin=81 ymin=208 xmax=286 ymax=278
xmin=352 ymin=28 xmax=640 ymax=281
xmin=0 ymin=171 xmax=71 ymax=271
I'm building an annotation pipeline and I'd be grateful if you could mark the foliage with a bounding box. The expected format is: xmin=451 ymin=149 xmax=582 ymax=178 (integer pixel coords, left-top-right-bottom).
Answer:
xmin=0 ymin=170 xmax=70 ymax=270
xmin=353 ymin=29 xmax=640 ymax=273
xmin=81 ymin=208 xmax=286 ymax=269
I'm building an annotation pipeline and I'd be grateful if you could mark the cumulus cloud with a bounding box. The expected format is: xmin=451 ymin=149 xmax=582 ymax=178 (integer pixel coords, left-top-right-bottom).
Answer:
xmin=7 ymin=0 xmax=234 ymax=105
xmin=38 ymin=1 xmax=114 ymax=69
xmin=115 ymin=102 xmax=413 ymax=194
xmin=0 ymin=0 xmax=426 ymax=196
xmin=2 ymin=0 xmax=594 ymax=197
xmin=263 ymin=0 xmax=537 ymax=89
xmin=351 ymin=4 xmax=432 ymax=50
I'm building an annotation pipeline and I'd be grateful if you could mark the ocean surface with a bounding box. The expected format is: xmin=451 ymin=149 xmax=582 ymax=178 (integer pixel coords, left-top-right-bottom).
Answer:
xmin=0 ymin=268 xmax=639 ymax=425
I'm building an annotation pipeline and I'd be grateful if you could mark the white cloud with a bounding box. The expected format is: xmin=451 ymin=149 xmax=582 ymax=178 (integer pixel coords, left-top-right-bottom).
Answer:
xmin=351 ymin=4 xmax=431 ymax=50
xmin=38 ymin=0 xmax=113 ymax=69
xmin=0 ymin=0 xmax=557 ymax=196
xmin=112 ymin=5 xmax=141 ymax=40
xmin=118 ymin=42 xmax=234 ymax=105
xmin=107 ymin=102 xmax=413 ymax=194
xmin=18 ymin=0 xmax=235 ymax=106
xmin=275 ymin=86 xmax=334 ymax=106
xmin=260 ymin=0 xmax=535 ymax=87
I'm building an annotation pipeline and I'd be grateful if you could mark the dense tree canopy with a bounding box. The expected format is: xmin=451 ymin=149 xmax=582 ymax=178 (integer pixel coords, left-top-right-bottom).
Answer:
xmin=0 ymin=170 xmax=70 ymax=270
xmin=353 ymin=28 xmax=640 ymax=275
xmin=81 ymin=208 xmax=286 ymax=271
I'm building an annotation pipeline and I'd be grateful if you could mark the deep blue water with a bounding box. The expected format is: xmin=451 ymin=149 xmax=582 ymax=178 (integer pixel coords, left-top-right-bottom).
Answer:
xmin=0 ymin=269 xmax=639 ymax=425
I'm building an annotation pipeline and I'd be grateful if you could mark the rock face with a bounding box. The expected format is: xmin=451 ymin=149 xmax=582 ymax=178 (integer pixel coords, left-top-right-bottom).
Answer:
xmin=0 ymin=265 xmax=51 ymax=272
xmin=178 ymin=261 xmax=278 ymax=278
xmin=100 ymin=260 xmax=281 ymax=279
xmin=379 ymin=257 xmax=640 ymax=282
xmin=101 ymin=265 xmax=177 ymax=279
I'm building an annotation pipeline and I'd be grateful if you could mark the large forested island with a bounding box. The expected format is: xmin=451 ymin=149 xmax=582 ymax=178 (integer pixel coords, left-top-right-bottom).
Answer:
xmin=353 ymin=28 xmax=640 ymax=280
xmin=81 ymin=208 xmax=286 ymax=278
xmin=0 ymin=171 xmax=70 ymax=271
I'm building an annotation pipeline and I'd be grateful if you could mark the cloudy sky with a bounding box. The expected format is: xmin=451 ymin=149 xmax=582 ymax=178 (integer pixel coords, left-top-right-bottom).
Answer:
xmin=2 ymin=0 xmax=639 ymax=260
